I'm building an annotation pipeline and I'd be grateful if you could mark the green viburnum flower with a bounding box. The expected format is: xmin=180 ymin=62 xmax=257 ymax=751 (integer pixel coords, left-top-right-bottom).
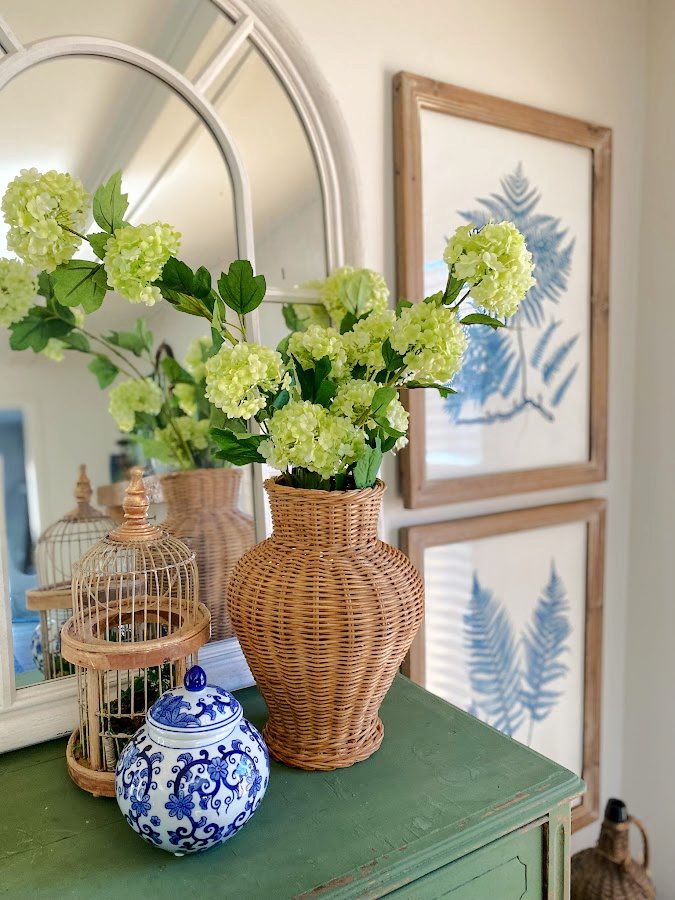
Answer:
xmin=183 ymin=336 xmax=212 ymax=382
xmin=318 ymin=266 xmax=389 ymax=324
xmin=443 ymin=221 xmax=535 ymax=319
xmin=205 ymin=341 xmax=284 ymax=420
xmin=155 ymin=417 xmax=210 ymax=468
xmin=287 ymin=324 xmax=347 ymax=378
xmin=39 ymin=309 xmax=85 ymax=362
xmin=108 ymin=377 xmax=162 ymax=433
xmin=2 ymin=169 xmax=89 ymax=271
xmin=104 ymin=222 xmax=180 ymax=306
xmin=173 ymin=383 xmax=197 ymax=416
xmin=0 ymin=257 xmax=37 ymax=326
xmin=391 ymin=302 xmax=467 ymax=384
xmin=259 ymin=400 xmax=365 ymax=479
xmin=342 ymin=310 xmax=396 ymax=373
xmin=332 ymin=379 xmax=409 ymax=451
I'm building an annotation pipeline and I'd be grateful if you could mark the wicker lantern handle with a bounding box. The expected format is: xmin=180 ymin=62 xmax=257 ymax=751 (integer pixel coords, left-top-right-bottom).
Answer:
xmin=627 ymin=815 xmax=650 ymax=873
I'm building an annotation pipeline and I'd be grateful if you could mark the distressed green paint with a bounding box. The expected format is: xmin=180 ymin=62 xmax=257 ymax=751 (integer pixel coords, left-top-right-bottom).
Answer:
xmin=0 ymin=676 xmax=583 ymax=899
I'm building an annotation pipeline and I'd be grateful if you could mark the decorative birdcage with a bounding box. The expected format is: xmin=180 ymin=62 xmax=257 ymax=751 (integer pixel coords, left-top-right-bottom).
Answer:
xmin=61 ymin=467 xmax=211 ymax=797
xmin=25 ymin=465 xmax=116 ymax=680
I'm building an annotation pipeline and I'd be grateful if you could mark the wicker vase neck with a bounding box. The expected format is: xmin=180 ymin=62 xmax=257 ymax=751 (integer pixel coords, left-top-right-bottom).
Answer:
xmin=265 ymin=479 xmax=385 ymax=549
xmin=597 ymin=821 xmax=630 ymax=865
xmin=161 ymin=468 xmax=241 ymax=511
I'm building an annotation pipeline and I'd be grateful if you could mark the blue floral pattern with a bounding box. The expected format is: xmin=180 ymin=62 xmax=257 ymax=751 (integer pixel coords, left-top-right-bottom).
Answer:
xmin=149 ymin=688 xmax=239 ymax=729
xmin=116 ymin=721 xmax=269 ymax=855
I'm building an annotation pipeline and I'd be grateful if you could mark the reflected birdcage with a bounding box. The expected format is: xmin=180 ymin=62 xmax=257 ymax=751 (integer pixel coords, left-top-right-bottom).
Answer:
xmin=61 ymin=467 xmax=211 ymax=797
xmin=25 ymin=465 xmax=116 ymax=680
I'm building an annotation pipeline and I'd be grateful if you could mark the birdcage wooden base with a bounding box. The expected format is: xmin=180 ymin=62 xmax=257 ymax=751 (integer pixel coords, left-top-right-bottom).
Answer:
xmin=25 ymin=585 xmax=72 ymax=611
xmin=66 ymin=729 xmax=115 ymax=798
xmin=61 ymin=599 xmax=211 ymax=670
xmin=263 ymin=716 xmax=384 ymax=770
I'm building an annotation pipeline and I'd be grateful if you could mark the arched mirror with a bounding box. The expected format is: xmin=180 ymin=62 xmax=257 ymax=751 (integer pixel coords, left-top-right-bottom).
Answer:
xmin=0 ymin=0 xmax=361 ymax=750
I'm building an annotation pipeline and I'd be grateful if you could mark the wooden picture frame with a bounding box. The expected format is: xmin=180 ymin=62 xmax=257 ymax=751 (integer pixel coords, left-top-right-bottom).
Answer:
xmin=394 ymin=72 xmax=611 ymax=508
xmin=401 ymin=498 xmax=605 ymax=831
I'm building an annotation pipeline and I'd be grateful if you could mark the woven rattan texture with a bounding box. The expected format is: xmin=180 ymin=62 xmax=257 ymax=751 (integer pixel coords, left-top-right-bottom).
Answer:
xmin=571 ymin=819 xmax=655 ymax=899
xmin=227 ymin=478 xmax=424 ymax=770
xmin=161 ymin=468 xmax=254 ymax=641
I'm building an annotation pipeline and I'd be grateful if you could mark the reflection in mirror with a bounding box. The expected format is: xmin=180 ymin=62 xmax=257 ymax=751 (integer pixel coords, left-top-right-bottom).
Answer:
xmin=0 ymin=0 xmax=331 ymax=705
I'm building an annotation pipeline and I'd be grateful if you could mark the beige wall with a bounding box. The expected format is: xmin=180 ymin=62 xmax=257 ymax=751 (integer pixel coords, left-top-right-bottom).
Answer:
xmin=624 ymin=0 xmax=675 ymax=891
xmin=278 ymin=0 xmax=646 ymax=858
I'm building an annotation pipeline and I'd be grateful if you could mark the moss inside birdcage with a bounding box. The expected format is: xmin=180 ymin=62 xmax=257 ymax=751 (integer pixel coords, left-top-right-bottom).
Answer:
xmin=103 ymin=664 xmax=175 ymax=737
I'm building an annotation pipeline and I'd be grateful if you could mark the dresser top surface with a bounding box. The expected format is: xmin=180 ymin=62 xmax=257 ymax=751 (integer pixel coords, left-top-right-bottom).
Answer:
xmin=0 ymin=675 xmax=582 ymax=898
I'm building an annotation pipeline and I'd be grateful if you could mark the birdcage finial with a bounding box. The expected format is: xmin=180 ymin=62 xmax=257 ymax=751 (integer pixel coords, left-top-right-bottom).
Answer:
xmin=62 ymin=464 xmax=100 ymax=520
xmin=109 ymin=467 xmax=162 ymax=542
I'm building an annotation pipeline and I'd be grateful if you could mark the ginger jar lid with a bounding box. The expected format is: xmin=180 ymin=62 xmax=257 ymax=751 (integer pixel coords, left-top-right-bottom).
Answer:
xmin=147 ymin=666 xmax=242 ymax=744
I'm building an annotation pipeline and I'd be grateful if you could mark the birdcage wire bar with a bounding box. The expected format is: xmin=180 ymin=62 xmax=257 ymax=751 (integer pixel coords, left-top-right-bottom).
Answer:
xmin=61 ymin=467 xmax=210 ymax=796
xmin=26 ymin=465 xmax=115 ymax=681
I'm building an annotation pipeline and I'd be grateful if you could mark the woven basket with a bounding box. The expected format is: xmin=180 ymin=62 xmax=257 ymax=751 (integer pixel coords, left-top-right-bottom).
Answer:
xmin=227 ymin=477 xmax=424 ymax=770
xmin=571 ymin=799 xmax=655 ymax=899
xmin=161 ymin=468 xmax=254 ymax=641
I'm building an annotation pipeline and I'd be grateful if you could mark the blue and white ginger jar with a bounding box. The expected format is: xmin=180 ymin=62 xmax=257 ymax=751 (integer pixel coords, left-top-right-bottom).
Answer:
xmin=115 ymin=665 xmax=269 ymax=855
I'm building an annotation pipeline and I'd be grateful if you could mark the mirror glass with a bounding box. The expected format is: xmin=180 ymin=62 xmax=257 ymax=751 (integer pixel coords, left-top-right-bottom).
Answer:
xmin=0 ymin=0 xmax=326 ymax=692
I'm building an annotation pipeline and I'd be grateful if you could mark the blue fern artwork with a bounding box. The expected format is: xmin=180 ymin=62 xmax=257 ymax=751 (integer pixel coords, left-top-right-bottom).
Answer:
xmin=440 ymin=164 xmax=579 ymax=425
xmin=464 ymin=561 xmax=571 ymax=745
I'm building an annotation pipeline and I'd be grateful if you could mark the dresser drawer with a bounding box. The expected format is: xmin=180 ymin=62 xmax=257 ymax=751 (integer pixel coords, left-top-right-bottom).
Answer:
xmin=389 ymin=823 xmax=544 ymax=899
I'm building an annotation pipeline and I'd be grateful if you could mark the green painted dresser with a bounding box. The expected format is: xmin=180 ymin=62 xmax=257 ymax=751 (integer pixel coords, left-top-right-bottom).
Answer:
xmin=0 ymin=675 xmax=583 ymax=899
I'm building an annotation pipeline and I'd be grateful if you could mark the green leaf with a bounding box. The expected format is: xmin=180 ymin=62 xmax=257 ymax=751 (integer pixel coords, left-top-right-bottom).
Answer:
xmin=105 ymin=317 xmax=153 ymax=357
xmin=88 ymin=232 xmax=110 ymax=260
xmin=161 ymin=356 xmax=194 ymax=385
xmin=159 ymin=285 xmax=210 ymax=318
xmin=88 ymin=354 xmax=119 ymax=388
xmin=9 ymin=309 xmax=72 ymax=352
xmin=443 ymin=274 xmax=465 ymax=304
xmin=339 ymin=312 xmax=359 ymax=334
xmin=282 ymin=303 xmax=330 ymax=333
xmin=162 ymin=257 xmax=195 ymax=294
xmin=339 ymin=271 xmax=375 ymax=317
xmin=395 ymin=298 xmax=413 ymax=318
xmin=271 ymin=389 xmax=290 ymax=411
xmin=381 ymin=338 xmax=405 ymax=372
xmin=217 ymin=260 xmax=266 ymax=315
xmin=193 ymin=266 xmax=212 ymax=299
xmin=370 ymin=386 xmax=396 ymax=418
xmin=52 ymin=260 xmax=108 ymax=312
xmin=211 ymin=325 xmax=225 ymax=350
xmin=210 ymin=406 xmax=248 ymax=433
xmin=210 ymin=427 xmax=265 ymax=465
xmin=92 ymin=171 xmax=128 ymax=233
xmin=407 ymin=381 xmax=458 ymax=398
xmin=60 ymin=331 xmax=90 ymax=353
xmin=315 ymin=379 xmax=337 ymax=409
xmin=353 ymin=439 xmax=383 ymax=489
xmin=129 ymin=436 xmax=175 ymax=465
xmin=373 ymin=415 xmax=406 ymax=440
xmin=459 ymin=312 xmax=505 ymax=329
xmin=37 ymin=271 xmax=54 ymax=300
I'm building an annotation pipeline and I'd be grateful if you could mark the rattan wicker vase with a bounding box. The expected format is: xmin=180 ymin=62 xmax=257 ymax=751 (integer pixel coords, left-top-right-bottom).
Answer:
xmin=227 ymin=478 xmax=424 ymax=771
xmin=161 ymin=468 xmax=254 ymax=641
xmin=571 ymin=799 xmax=655 ymax=899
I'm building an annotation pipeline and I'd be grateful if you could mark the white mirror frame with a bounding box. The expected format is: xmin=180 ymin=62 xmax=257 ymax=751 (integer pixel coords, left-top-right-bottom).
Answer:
xmin=0 ymin=0 xmax=363 ymax=752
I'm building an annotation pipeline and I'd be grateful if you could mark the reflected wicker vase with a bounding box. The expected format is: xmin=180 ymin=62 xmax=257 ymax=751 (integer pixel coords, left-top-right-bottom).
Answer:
xmin=227 ymin=478 xmax=425 ymax=771
xmin=571 ymin=799 xmax=655 ymax=899
xmin=161 ymin=468 xmax=255 ymax=642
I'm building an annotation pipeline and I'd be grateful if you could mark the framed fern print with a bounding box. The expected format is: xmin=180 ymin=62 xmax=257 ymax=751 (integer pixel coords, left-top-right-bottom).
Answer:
xmin=401 ymin=498 xmax=605 ymax=830
xmin=394 ymin=73 xmax=611 ymax=508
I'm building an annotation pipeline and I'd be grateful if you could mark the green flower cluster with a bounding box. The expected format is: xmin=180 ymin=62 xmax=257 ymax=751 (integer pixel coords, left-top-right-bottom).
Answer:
xmin=173 ymin=383 xmax=197 ymax=416
xmin=443 ymin=221 xmax=535 ymax=319
xmin=391 ymin=302 xmax=467 ymax=384
xmin=332 ymin=379 xmax=409 ymax=450
xmin=104 ymin=222 xmax=180 ymax=305
xmin=205 ymin=342 xmax=284 ymax=419
xmin=287 ymin=324 xmax=347 ymax=378
xmin=108 ymin=378 xmax=163 ymax=433
xmin=319 ymin=266 xmax=389 ymax=324
xmin=2 ymin=168 xmax=89 ymax=271
xmin=259 ymin=400 xmax=365 ymax=479
xmin=342 ymin=310 xmax=396 ymax=372
xmin=0 ymin=258 xmax=37 ymax=327
xmin=155 ymin=417 xmax=210 ymax=468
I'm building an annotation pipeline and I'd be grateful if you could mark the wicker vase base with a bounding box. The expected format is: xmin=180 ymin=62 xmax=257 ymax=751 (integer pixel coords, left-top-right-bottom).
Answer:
xmin=263 ymin=716 xmax=384 ymax=771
